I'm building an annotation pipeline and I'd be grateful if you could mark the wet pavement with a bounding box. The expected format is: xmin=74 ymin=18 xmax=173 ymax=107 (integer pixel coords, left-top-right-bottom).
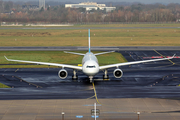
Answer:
xmin=0 ymin=51 xmax=180 ymax=100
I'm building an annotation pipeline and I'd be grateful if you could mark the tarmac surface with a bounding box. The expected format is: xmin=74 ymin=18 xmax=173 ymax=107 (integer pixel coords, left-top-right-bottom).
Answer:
xmin=1 ymin=50 xmax=180 ymax=120
xmin=1 ymin=46 xmax=180 ymax=51
xmin=1 ymin=98 xmax=180 ymax=120
xmin=0 ymin=50 xmax=180 ymax=100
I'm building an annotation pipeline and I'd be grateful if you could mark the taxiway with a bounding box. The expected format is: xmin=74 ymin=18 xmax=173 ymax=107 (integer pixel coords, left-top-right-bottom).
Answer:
xmin=1 ymin=50 xmax=180 ymax=120
xmin=0 ymin=51 xmax=180 ymax=99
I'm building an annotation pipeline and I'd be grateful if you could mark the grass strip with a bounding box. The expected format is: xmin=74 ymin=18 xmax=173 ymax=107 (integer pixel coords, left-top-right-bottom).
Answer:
xmin=0 ymin=83 xmax=10 ymax=88
xmin=0 ymin=29 xmax=180 ymax=46
xmin=0 ymin=51 xmax=127 ymax=68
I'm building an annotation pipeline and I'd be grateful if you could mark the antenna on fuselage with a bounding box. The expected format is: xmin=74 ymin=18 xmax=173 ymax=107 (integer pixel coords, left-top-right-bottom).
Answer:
xmin=88 ymin=29 xmax=91 ymax=53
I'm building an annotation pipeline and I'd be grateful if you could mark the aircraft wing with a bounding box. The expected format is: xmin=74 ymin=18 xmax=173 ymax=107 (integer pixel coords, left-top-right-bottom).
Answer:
xmin=64 ymin=51 xmax=115 ymax=56
xmin=4 ymin=56 xmax=82 ymax=70
xmin=99 ymin=55 xmax=175 ymax=70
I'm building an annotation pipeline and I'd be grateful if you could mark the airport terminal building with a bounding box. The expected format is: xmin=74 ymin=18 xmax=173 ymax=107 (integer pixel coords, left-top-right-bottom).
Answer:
xmin=65 ymin=2 xmax=116 ymax=12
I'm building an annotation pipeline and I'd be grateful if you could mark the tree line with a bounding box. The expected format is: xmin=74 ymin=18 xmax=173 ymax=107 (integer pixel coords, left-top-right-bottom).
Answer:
xmin=0 ymin=2 xmax=180 ymax=23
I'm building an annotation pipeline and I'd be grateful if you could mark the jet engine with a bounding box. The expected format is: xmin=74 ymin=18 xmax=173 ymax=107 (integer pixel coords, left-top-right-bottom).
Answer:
xmin=58 ymin=69 xmax=68 ymax=79
xmin=113 ymin=69 xmax=123 ymax=78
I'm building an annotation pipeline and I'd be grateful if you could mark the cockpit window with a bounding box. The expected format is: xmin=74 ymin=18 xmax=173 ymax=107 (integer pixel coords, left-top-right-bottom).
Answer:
xmin=86 ymin=65 xmax=96 ymax=68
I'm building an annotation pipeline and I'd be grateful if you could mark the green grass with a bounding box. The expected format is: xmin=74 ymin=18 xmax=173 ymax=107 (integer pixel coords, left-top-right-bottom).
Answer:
xmin=0 ymin=51 xmax=127 ymax=68
xmin=0 ymin=29 xmax=180 ymax=46
xmin=0 ymin=83 xmax=10 ymax=88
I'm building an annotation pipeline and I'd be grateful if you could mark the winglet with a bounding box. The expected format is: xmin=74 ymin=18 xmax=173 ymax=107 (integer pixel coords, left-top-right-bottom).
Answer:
xmin=4 ymin=56 xmax=8 ymax=60
xmin=172 ymin=54 xmax=176 ymax=58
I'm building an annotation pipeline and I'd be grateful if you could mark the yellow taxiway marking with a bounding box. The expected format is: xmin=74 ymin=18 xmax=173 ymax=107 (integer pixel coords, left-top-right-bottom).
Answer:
xmin=87 ymin=95 xmax=95 ymax=99
xmin=92 ymin=82 xmax=101 ymax=104
xmin=91 ymin=83 xmax=120 ymax=109
xmin=153 ymin=49 xmax=175 ymax=65
xmin=15 ymin=68 xmax=19 ymax=72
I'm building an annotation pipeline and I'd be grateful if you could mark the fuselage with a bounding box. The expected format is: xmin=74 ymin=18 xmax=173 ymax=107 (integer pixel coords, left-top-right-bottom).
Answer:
xmin=82 ymin=52 xmax=99 ymax=76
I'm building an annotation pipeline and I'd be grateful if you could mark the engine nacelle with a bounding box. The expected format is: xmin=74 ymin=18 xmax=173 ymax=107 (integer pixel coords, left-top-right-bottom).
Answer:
xmin=113 ymin=69 xmax=123 ymax=78
xmin=58 ymin=69 xmax=68 ymax=79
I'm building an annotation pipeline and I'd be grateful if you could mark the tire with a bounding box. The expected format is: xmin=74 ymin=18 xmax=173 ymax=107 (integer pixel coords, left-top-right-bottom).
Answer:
xmin=103 ymin=75 xmax=109 ymax=80
xmin=72 ymin=75 xmax=78 ymax=80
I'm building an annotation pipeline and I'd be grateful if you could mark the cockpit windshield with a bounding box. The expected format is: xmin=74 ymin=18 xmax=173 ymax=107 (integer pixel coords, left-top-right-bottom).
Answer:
xmin=86 ymin=65 xmax=96 ymax=68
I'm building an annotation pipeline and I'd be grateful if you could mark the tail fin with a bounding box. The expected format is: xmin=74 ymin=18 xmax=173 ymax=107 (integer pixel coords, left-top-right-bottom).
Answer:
xmin=88 ymin=29 xmax=91 ymax=53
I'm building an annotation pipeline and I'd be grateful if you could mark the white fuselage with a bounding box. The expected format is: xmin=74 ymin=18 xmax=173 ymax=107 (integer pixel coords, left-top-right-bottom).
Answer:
xmin=82 ymin=52 xmax=99 ymax=76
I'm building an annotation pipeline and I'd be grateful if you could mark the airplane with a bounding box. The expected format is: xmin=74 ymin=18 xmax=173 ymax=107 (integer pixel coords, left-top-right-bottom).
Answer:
xmin=4 ymin=29 xmax=175 ymax=83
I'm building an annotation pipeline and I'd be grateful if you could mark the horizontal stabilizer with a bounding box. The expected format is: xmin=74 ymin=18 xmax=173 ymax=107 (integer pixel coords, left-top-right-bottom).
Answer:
xmin=94 ymin=51 xmax=115 ymax=56
xmin=64 ymin=51 xmax=85 ymax=56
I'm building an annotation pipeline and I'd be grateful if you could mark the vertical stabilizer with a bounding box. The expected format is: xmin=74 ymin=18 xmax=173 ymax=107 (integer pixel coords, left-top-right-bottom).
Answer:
xmin=88 ymin=29 xmax=91 ymax=53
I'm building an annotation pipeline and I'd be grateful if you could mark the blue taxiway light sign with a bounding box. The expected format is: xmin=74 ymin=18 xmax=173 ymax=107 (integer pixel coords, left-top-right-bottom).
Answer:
xmin=76 ymin=115 xmax=83 ymax=118
xmin=91 ymin=115 xmax=99 ymax=118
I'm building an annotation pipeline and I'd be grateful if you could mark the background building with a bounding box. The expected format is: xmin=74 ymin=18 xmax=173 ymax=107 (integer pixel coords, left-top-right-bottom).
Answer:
xmin=65 ymin=2 xmax=116 ymax=12
xmin=22 ymin=5 xmax=39 ymax=10
xmin=39 ymin=0 xmax=45 ymax=9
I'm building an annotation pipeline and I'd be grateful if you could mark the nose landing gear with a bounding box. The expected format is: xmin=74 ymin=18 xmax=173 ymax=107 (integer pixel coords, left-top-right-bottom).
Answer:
xmin=89 ymin=76 xmax=93 ymax=83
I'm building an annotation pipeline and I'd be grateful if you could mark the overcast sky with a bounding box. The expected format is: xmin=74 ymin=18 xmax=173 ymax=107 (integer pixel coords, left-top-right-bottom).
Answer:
xmin=2 ymin=0 xmax=180 ymax=4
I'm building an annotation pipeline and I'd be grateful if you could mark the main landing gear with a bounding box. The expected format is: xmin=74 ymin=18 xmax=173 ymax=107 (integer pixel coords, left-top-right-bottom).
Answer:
xmin=103 ymin=69 xmax=109 ymax=80
xmin=72 ymin=70 xmax=78 ymax=80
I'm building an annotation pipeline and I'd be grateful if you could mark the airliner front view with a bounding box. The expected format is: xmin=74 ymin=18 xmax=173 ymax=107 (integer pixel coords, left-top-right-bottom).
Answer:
xmin=4 ymin=29 xmax=175 ymax=83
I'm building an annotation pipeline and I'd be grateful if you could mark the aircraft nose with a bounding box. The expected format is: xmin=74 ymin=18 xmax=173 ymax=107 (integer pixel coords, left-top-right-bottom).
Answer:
xmin=87 ymin=68 xmax=99 ymax=75
xmin=82 ymin=61 xmax=99 ymax=76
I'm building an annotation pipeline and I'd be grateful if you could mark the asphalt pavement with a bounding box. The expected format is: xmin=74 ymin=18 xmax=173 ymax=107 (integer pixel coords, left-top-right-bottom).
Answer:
xmin=0 ymin=51 xmax=180 ymax=100
xmin=1 ymin=46 xmax=180 ymax=51
xmin=1 ymin=50 xmax=180 ymax=120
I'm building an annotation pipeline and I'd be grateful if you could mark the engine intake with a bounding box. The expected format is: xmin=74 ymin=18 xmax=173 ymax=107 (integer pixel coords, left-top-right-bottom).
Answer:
xmin=58 ymin=69 xmax=68 ymax=79
xmin=113 ymin=69 xmax=123 ymax=78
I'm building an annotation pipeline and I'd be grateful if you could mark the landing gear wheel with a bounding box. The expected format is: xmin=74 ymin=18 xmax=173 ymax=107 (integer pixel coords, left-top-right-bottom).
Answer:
xmin=89 ymin=76 xmax=93 ymax=83
xmin=72 ymin=69 xmax=78 ymax=80
xmin=72 ymin=75 xmax=78 ymax=80
xmin=103 ymin=75 xmax=109 ymax=80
